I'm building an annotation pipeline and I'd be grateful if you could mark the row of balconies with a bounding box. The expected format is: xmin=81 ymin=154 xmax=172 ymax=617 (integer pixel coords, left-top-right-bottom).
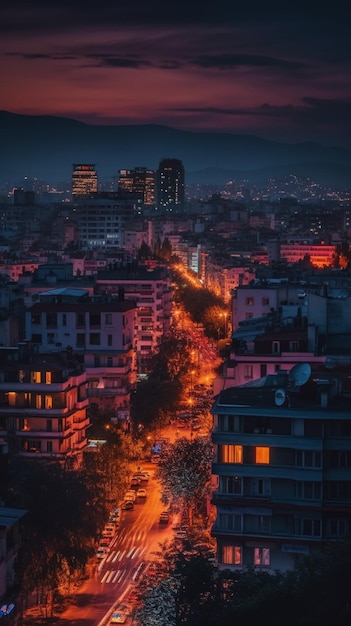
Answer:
xmin=212 ymin=490 xmax=351 ymax=510
xmin=87 ymin=387 xmax=130 ymax=397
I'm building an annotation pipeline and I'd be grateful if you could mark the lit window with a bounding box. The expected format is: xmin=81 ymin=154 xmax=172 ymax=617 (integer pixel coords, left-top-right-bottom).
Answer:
xmin=246 ymin=297 xmax=254 ymax=305
xmin=222 ymin=545 xmax=242 ymax=565
xmin=31 ymin=371 xmax=41 ymax=383
xmin=254 ymin=547 xmax=270 ymax=566
xmin=45 ymin=372 xmax=52 ymax=384
xmin=256 ymin=447 xmax=270 ymax=464
xmin=221 ymin=444 xmax=243 ymax=463
xmin=45 ymin=395 xmax=52 ymax=409
xmin=36 ymin=395 xmax=42 ymax=409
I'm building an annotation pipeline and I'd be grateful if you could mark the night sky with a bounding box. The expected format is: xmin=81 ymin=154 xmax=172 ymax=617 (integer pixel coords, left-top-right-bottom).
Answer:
xmin=1 ymin=1 xmax=351 ymax=148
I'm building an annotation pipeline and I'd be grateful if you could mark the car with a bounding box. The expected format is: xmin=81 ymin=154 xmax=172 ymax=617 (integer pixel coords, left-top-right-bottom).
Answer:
xmin=159 ymin=511 xmax=170 ymax=523
xmin=96 ymin=547 xmax=107 ymax=559
xmin=125 ymin=490 xmax=136 ymax=501
xmin=110 ymin=612 xmax=127 ymax=623
xmin=121 ymin=500 xmax=134 ymax=510
xmin=130 ymin=477 xmax=141 ymax=487
xmin=134 ymin=471 xmax=149 ymax=482
xmin=136 ymin=488 xmax=147 ymax=499
xmin=99 ymin=538 xmax=111 ymax=548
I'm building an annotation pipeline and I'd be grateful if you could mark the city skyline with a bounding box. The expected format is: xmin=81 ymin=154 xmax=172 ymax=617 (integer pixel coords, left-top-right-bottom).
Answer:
xmin=1 ymin=1 xmax=351 ymax=149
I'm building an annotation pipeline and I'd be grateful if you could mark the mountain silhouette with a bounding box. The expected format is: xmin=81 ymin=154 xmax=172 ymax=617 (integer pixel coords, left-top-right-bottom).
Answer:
xmin=1 ymin=110 xmax=351 ymax=187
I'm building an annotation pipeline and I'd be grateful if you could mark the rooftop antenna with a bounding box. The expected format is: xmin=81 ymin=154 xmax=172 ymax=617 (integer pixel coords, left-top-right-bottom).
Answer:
xmin=288 ymin=363 xmax=311 ymax=387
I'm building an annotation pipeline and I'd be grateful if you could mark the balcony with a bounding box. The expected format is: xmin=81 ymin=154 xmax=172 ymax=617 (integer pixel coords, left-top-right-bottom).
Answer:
xmin=87 ymin=387 xmax=130 ymax=398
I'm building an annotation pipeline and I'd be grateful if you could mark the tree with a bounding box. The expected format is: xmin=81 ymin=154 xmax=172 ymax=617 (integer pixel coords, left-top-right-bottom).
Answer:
xmin=131 ymin=377 xmax=182 ymax=434
xmin=10 ymin=458 xmax=99 ymax=617
xmin=156 ymin=437 xmax=213 ymax=525
xmin=137 ymin=241 xmax=152 ymax=260
xmin=160 ymin=237 xmax=172 ymax=262
xmin=134 ymin=578 xmax=179 ymax=626
xmin=150 ymin=334 xmax=192 ymax=381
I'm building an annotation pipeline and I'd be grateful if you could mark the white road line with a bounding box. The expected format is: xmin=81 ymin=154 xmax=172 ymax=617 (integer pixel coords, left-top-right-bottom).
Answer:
xmin=112 ymin=551 xmax=120 ymax=562
xmin=127 ymin=546 xmax=136 ymax=558
xmin=117 ymin=570 xmax=126 ymax=583
xmin=118 ymin=549 xmax=126 ymax=561
xmin=100 ymin=570 xmax=110 ymax=583
xmin=112 ymin=570 xmax=121 ymax=583
xmin=106 ymin=571 xmax=115 ymax=583
xmin=97 ymin=557 xmax=107 ymax=571
xmin=131 ymin=547 xmax=140 ymax=559
xmin=106 ymin=552 xmax=115 ymax=562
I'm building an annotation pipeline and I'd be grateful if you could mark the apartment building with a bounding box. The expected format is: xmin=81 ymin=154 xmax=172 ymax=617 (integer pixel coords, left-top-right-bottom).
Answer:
xmin=0 ymin=343 xmax=89 ymax=464
xmin=74 ymin=194 xmax=138 ymax=250
xmin=211 ymin=364 xmax=351 ymax=572
xmin=25 ymin=289 xmax=137 ymax=415
xmin=94 ymin=264 xmax=173 ymax=375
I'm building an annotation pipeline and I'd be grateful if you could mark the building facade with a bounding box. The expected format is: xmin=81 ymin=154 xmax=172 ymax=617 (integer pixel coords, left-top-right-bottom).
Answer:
xmin=25 ymin=289 xmax=137 ymax=415
xmin=0 ymin=343 xmax=90 ymax=465
xmin=75 ymin=194 xmax=138 ymax=250
xmin=157 ymin=158 xmax=185 ymax=213
xmin=118 ymin=167 xmax=156 ymax=207
xmin=211 ymin=366 xmax=351 ymax=572
xmin=72 ymin=164 xmax=98 ymax=197
xmin=94 ymin=265 xmax=173 ymax=375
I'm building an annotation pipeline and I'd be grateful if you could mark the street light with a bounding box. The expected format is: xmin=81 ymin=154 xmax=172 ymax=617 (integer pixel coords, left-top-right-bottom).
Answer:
xmin=219 ymin=311 xmax=228 ymax=339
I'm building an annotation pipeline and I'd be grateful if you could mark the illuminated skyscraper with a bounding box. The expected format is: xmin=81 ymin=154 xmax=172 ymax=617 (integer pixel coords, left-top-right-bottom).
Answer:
xmin=118 ymin=167 xmax=156 ymax=206
xmin=72 ymin=164 xmax=98 ymax=197
xmin=157 ymin=158 xmax=185 ymax=213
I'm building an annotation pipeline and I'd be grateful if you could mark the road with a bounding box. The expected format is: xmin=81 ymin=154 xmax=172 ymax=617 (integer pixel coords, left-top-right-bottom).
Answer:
xmin=48 ymin=321 xmax=218 ymax=626
xmin=51 ymin=462 xmax=173 ymax=626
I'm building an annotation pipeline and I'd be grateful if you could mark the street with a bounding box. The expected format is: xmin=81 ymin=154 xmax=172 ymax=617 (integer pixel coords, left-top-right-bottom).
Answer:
xmin=49 ymin=461 xmax=173 ymax=626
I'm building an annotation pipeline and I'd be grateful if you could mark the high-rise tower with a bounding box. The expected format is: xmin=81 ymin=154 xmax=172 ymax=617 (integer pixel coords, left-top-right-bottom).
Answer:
xmin=157 ymin=158 xmax=185 ymax=213
xmin=118 ymin=167 xmax=156 ymax=207
xmin=72 ymin=164 xmax=98 ymax=197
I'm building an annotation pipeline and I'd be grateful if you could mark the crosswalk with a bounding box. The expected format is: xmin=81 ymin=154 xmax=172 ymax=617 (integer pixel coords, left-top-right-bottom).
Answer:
xmin=97 ymin=544 xmax=147 ymax=584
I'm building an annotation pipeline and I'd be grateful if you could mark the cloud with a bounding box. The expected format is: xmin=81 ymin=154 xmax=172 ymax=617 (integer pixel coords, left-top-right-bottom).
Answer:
xmin=190 ymin=53 xmax=304 ymax=71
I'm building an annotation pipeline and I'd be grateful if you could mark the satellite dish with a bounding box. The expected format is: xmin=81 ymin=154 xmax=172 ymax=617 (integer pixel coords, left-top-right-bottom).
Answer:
xmin=288 ymin=363 xmax=311 ymax=387
xmin=275 ymin=388 xmax=286 ymax=406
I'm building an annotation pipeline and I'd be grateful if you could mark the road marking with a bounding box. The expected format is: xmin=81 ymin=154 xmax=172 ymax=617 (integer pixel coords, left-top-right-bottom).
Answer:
xmin=97 ymin=557 xmax=107 ymax=571
xmin=118 ymin=549 xmax=126 ymax=561
xmin=106 ymin=571 xmax=115 ymax=583
xmin=112 ymin=570 xmax=121 ymax=583
xmin=101 ymin=570 xmax=110 ymax=583
xmin=117 ymin=570 xmax=126 ymax=583
xmin=131 ymin=547 xmax=140 ymax=559
xmin=127 ymin=546 xmax=136 ymax=558
xmin=112 ymin=551 xmax=120 ymax=562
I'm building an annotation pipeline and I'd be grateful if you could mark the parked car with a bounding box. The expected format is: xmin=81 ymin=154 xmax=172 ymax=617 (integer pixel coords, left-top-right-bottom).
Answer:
xmin=130 ymin=477 xmax=141 ymax=487
xmin=110 ymin=612 xmax=127 ymax=623
xmin=159 ymin=511 xmax=170 ymax=523
xmin=134 ymin=471 xmax=149 ymax=481
xmin=125 ymin=490 xmax=136 ymax=502
xmin=121 ymin=500 xmax=134 ymax=510
xmin=102 ymin=525 xmax=116 ymax=537
xmin=96 ymin=547 xmax=108 ymax=559
xmin=99 ymin=538 xmax=111 ymax=548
